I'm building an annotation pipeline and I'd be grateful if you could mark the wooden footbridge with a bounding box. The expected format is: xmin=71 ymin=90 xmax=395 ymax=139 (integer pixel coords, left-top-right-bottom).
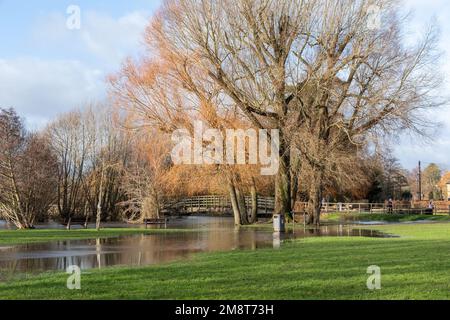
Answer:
xmin=161 ymin=195 xmax=275 ymax=217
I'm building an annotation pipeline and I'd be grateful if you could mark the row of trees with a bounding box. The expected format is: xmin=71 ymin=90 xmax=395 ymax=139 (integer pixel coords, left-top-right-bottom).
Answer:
xmin=0 ymin=107 xmax=181 ymax=229
xmin=0 ymin=105 xmax=276 ymax=229
xmin=1 ymin=0 xmax=446 ymax=228
xmin=1 ymin=103 xmax=447 ymax=229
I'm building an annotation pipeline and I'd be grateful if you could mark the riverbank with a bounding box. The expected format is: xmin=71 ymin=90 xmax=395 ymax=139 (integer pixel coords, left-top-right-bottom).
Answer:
xmin=0 ymin=228 xmax=192 ymax=246
xmin=323 ymin=212 xmax=450 ymax=223
xmin=242 ymin=213 xmax=450 ymax=231
xmin=1 ymin=223 xmax=450 ymax=299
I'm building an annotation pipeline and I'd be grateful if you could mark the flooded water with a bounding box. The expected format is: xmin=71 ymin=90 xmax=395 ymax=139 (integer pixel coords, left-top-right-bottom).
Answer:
xmin=0 ymin=217 xmax=389 ymax=275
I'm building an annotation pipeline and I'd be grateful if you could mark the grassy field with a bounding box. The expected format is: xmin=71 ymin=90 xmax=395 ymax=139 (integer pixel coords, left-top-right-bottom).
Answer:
xmin=0 ymin=228 xmax=192 ymax=246
xmin=323 ymin=212 xmax=450 ymax=223
xmin=1 ymin=223 xmax=450 ymax=299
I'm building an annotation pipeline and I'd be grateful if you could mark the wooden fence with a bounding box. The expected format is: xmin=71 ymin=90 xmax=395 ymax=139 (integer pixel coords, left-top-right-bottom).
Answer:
xmin=294 ymin=201 xmax=450 ymax=214
xmin=412 ymin=201 xmax=450 ymax=213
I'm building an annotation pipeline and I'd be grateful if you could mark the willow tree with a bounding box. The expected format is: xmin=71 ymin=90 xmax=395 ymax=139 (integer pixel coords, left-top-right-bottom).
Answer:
xmin=110 ymin=58 xmax=262 ymax=225
xmin=110 ymin=18 xmax=264 ymax=226
xmin=145 ymin=0 xmax=445 ymax=224
xmin=119 ymin=129 xmax=173 ymax=223
xmin=154 ymin=0 xmax=315 ymax=216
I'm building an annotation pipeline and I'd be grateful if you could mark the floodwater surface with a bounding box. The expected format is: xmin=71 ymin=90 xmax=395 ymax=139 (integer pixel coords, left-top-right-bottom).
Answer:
xmin=0 ymin=217 xmax=389 ymax=275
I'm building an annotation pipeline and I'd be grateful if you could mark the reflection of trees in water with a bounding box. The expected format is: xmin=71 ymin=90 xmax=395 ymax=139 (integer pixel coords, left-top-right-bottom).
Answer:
xmin=0 ymin=218 xmax=389 ymax=274
xmin=296 ymin=225 xmax=382 ymax=238
xmin=0 ymin=229 xmax=265 ymax=273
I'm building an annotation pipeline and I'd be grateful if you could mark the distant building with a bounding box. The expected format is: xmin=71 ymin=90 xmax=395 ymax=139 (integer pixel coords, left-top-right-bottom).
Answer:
xmin=447 ymin=182 xmax=450 ymax=201
xmin=438 ymin=172 xmax=450 ymax=201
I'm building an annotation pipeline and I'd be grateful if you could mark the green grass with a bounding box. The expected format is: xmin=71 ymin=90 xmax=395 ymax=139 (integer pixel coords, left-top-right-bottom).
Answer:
xmin=323 ymin=212 xmax=450 ymax=223
xmin=1 ymin=223 xmax=450 ymax=299
xmin=0 ymin=228 xmax=193 ymax=246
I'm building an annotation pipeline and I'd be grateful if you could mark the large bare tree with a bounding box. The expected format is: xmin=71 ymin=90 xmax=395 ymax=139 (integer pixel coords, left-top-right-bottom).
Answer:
xmin=138 ymin=0 xmax=445 ymax=225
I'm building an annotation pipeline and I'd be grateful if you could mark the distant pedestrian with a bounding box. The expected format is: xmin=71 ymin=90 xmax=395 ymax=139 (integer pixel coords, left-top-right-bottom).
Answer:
xmin=387 ymin=198 xmax=393 ymax=214
xmin=427 ymin=200 xmax=435 ymax=215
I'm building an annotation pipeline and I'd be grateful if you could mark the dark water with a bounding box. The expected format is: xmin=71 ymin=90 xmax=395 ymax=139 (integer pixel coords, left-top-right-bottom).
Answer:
xmin=0 ymin=217 xmax=389 ymax=275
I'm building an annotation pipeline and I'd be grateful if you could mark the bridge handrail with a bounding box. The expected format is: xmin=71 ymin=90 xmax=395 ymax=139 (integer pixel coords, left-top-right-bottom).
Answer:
xmin=161 ymin=195 xmax=275 ymax=214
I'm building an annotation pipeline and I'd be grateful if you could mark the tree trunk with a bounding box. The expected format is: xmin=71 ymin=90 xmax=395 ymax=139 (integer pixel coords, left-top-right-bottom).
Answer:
xmin=96 ymin=167 xmax=104 ymax=231
xmin=228 ymin=180 xmax=241 ymax=226
xmin=83 ymin=201 xmax=89 ymax=229
xmin=275 ymin=144 xmax=291 ymax=217
xmin=290 ymin=154 xmax=301 ymax=211
xmin=291 ymin=170 xmax=299 ymax=210
xmin=307 ymin=168 xmax=324 ymax=226
xmin=249 ymin=178 xmax=258 ymax=224
xmin=236 ymin=187 xmax=249 ymax=225
xmin=151 ymin=189 xmax=161 ymax=219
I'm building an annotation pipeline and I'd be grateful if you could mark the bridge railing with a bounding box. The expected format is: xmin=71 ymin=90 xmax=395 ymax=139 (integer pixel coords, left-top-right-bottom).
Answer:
xmin=162 ymin=195 xmax=275 ymax=215
xmin=164 ymin=198 xmax=450 ymax=215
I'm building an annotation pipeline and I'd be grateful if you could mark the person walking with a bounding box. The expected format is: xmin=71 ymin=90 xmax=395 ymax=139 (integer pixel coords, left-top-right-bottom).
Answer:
xmin=387 ymin=198 xmax=394 ymax=214
xmin=427 ymin=200 xmax=435 ymax=215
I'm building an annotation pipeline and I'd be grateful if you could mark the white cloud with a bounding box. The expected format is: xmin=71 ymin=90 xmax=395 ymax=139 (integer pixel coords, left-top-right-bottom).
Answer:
xmin=0 ymin=57 xmax=105 ymax=130
xmin=81 ymin=11 xmax=149 ymax=64
xmin=32 ymin=10 xmax=150 ymax=67
xmin=394 ymin=137 xmax=450 ymax=171
xmin=0 ymin=10 xmax=152 ymax=129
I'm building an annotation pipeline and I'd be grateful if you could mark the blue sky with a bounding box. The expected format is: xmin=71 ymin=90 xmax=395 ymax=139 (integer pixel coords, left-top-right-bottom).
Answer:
xmin=0 ymin=0 xmax=161 ymax=128
xmin=0 ymin=0 xmax=449 ymax=170
xmin=0 ymin=0 xmax=160 ymax=59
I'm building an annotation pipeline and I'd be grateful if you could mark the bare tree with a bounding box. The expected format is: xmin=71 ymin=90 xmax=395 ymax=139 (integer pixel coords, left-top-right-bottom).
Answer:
xmin=144 ymin=0 xmax=445 ymax=225
xmin=0 ymin=108 xmax=57 ymax=229
xmin=140 ymin=0 xmax=317 ymax=217
xmin=19 ymin=134 xmax=58 ymax=224
xmin=0 ymin=108 xmax=26 ymax=228
xmin=283 ymin=0 xmax=445 ymax=224
xmin=45 ymin=110 xmax=93 ymax=227
xmin=110 ymin=38 xmax=264 ymax=226
xmin=119 ymin=130 xmax=172 ymax=222
xmin=84 ymin=107 xmax=131 ymax=230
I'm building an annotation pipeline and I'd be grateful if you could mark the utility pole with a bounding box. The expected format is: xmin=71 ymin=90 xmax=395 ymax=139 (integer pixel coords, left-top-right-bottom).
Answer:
xmin=418 ymin=161 xmax=422 ymax=201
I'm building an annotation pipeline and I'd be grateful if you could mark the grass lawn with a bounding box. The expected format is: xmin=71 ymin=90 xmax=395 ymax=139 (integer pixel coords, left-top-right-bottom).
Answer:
xmin=323 ymin=212 xmax=450 ymax=223
xmin=0 ymin=228 xmax=192 ymax=246
xmin=1 ymin=223 xmax=450 ymax=299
